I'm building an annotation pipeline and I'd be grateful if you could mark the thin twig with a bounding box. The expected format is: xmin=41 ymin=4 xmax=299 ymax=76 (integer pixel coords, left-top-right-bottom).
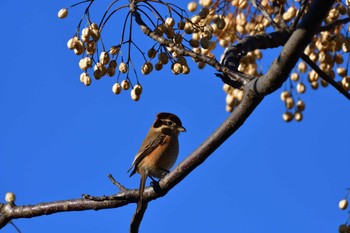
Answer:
xmin=317 ymin=17 xmax=350 ymax=32
xmin=249 ymin=0 xmax=281 ymax=30
xmin=108 ymin=174 xmax=128 ymax=192
xmin=291 ymin=0 xmax=309 ymax=30
xmin=301 ymin=53 xmax=350 ymax=99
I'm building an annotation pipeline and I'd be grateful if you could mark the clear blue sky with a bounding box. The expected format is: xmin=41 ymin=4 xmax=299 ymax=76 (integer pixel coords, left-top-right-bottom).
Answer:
xmin=1 ymin=1 xmax=349 ymax=233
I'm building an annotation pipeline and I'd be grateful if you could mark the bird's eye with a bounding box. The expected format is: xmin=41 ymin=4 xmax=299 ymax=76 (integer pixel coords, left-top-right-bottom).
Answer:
xmin=167 ymin=121 xmax=174 ymax=126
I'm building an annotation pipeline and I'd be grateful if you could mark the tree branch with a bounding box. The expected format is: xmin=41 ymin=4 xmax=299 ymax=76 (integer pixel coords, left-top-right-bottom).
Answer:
xmin=253 ymin=0 xmax=335 ymax=95
xmin=130 ymin=201 xmax=148 ymax=233
xmin=0 ymin=0 xmax=336 ymax=230
xmin=301 ymin=53 xmax=350 ymax=99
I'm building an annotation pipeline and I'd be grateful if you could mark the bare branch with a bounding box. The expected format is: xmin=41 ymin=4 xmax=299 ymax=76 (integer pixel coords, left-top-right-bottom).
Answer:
xmin=130 ymin=201 xmax=148 ymax=233
xmin=108 ymin=174 xmax=128 ymax=192
xmin=0 ymin=0 xmax=337 ymax=230
xmin=301 ymin=53 xmax=350 ymax=99
xmin=317 ymin=17 xmax=350 ymax=32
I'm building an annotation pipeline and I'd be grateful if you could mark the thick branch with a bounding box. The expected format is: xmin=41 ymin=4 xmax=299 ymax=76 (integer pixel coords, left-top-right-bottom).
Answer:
xmin=0 ymin=0 xmax=336 ymax=229
xmin=130 ymin=202 xmax=148 ymax=233
xmin=254 ymin=0 xmax=335 ymax=94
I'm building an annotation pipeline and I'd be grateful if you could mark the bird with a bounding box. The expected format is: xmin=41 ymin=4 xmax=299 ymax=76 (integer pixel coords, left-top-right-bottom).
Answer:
xmin=128 ymin=112 xmax=186 ymax=209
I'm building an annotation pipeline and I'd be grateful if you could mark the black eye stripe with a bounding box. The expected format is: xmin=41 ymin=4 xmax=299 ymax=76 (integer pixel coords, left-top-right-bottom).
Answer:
xmin=161 ymin=120 xmax=175 ymax=126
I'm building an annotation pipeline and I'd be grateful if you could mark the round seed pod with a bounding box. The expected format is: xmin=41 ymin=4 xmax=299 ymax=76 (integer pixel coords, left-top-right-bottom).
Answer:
xmin=280 ymin=91 xmax=290 ymax=101
xmin=79 ymin=57 xmax=92 ymax=70
xmin=112 ymin=83 xmax=122 ymax=94
xmin=86 ymin=41 xmax=96 ymax=55
xmin=285 ymin=97 xmax=294 ymax=109
xmin=187 ymin=1 xmax=197 ymax=12
xmin=171 ymin=63 xmax=183 ymax=74
xmin=131 ymin=89 xmax=140 ymax=101
xmin=109 ymin=60 xmax=117 ymax=69
xmin=141 ymin=62 xmax=153 ymax=75
xmin=294 ymin=111 xmax=303 ymax=122
xmin=297 ymin=82 xmax=306 ymax=93
xmin=67 ymin=37 xmax=79 ymax=50
xmin=89 ymin=23 xmax=99 ymax=30
xmin=80 ymin=72 xmax=91 ymax=86
xmin=158 ymin=52 xmax=169 ymax=64
xmin=174 ymin=34 xmax=183 ymax=44
xmin=298 ymin=62 xmax=307 ymax=73
xmin=58 ymin=8 xmax=68 ymax=19
xmin=109 ymin=45 xmax=121 ymax=55
xmin=216 ymin=18 xmax=226 ymax=30
xmin=5 ymin=192 xmax=16 ymax=203
xmin=90 ymin=29 xmax=100 ymax=41
xmin=297 ymin=100 xmax=305 ymax=111
xmin=133 ymin=84 xmax=143 ymax=95
xmin=199 ymin=7 xmax=209 ymax=19
xmin=165 ymin=17 xmax=175 ymax=28
xmin=119 ymin=62 xmax=128 ymax=73
xmin=290 ymin=72 xmax=299 ymax=81
xmin=147 ymin=48 xmax=157 ymax=59
xmin=155 ymin=62 xmax=163 ymax=71
xmin=106 ymin=66 xmax=116 ymax=77
xmin=282 ymin=111 xmax=293 ymax=122
xmin=339 ymin=199 xmax=348 ymax=210
xmin=121 ymin=79 xmax=130 ymax=90
xmin=99 ymin=51 xmax=110 ymax=65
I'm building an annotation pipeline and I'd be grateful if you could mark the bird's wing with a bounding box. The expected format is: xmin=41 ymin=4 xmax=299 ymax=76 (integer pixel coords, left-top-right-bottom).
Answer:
xmin=128 ymin=133 xmax=166 ymax=176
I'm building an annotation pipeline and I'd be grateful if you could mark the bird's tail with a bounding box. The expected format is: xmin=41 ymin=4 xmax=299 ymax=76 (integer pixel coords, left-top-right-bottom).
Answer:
xmin=137 ymin=172 xmax=147 ymax=211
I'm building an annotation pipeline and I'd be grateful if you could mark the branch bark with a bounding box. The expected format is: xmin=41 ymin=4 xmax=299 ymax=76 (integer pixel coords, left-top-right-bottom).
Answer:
xmin=0 ymin=0 xmax=336 ymax=230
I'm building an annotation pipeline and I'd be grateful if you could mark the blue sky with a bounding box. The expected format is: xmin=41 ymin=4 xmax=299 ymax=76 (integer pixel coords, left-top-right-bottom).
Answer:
xmin=1 ymin=1 xmax=350 ymax=233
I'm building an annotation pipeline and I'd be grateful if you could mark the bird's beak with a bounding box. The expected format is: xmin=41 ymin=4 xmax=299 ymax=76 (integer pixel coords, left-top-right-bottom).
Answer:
xmin=179 ymin=126 xmax=186 ymax=132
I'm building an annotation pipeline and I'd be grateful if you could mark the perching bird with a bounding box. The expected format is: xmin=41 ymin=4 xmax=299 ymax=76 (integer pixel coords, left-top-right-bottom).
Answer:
xmin=128 ymin=112 xmax=186 ymax=209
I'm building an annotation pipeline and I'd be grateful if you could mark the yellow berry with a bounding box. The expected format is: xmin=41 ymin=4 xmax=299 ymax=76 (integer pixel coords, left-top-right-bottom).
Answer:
xmin=119 ymin=62 xmax=128 ymax=73
xmin=133 ymin=84 xmax=143 ymax=95
xmin=67 ymin=37 xmax=78 ymax=50
xmin=282 ymin=112 xmax=293 ymax=122
xmin=141 ymin=62 xmax=153 ymax=75
xmin=58 ymin=8 xmax=68 ymax=19
xmin=339 ymin=199 xmax=348 ymax=210
xmin=165 ymin=17 xmax=175 ymax=28
xmin=171 ymin=63 xmax=183 ymax=74
xmin=112 ymin=83 xmax=122 ymax=94
xmin=297 ymin=82 xmax=306 ymax=93
xmin=290 ymin=72 xmax=299 ymax=81
xmin=109 ymin=45 xmax=121 ymax=55
xmin=285 ymin=97 xmax=294 ymax=109
xmin=131 ymin=89 xmax=140 ymax=101
xmin=294 ymin=111 xmax=303 ymax=122
xmin=79 ymin=57 xmax=92 ymax=71
xmin=99 ymin=51 xmax=110 ymax=65
xmin=280 ymin=91 xmax=290 ymax=101
xmin=187 ymin=1 xmax=197 ymax=12
xmin=5 ymin=192 xmax=16 ymax=203
xmin=298 ymin=62 xmax=307 ymax=73
xmin=121 ymin=79 xmax=130 ymax=90
xmin=297 ymin=100 xmax=305 ymax=111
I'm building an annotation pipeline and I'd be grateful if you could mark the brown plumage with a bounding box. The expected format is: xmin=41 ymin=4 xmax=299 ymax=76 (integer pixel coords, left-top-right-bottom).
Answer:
xmin=128 ymin=112 xmax=186 ymax=209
